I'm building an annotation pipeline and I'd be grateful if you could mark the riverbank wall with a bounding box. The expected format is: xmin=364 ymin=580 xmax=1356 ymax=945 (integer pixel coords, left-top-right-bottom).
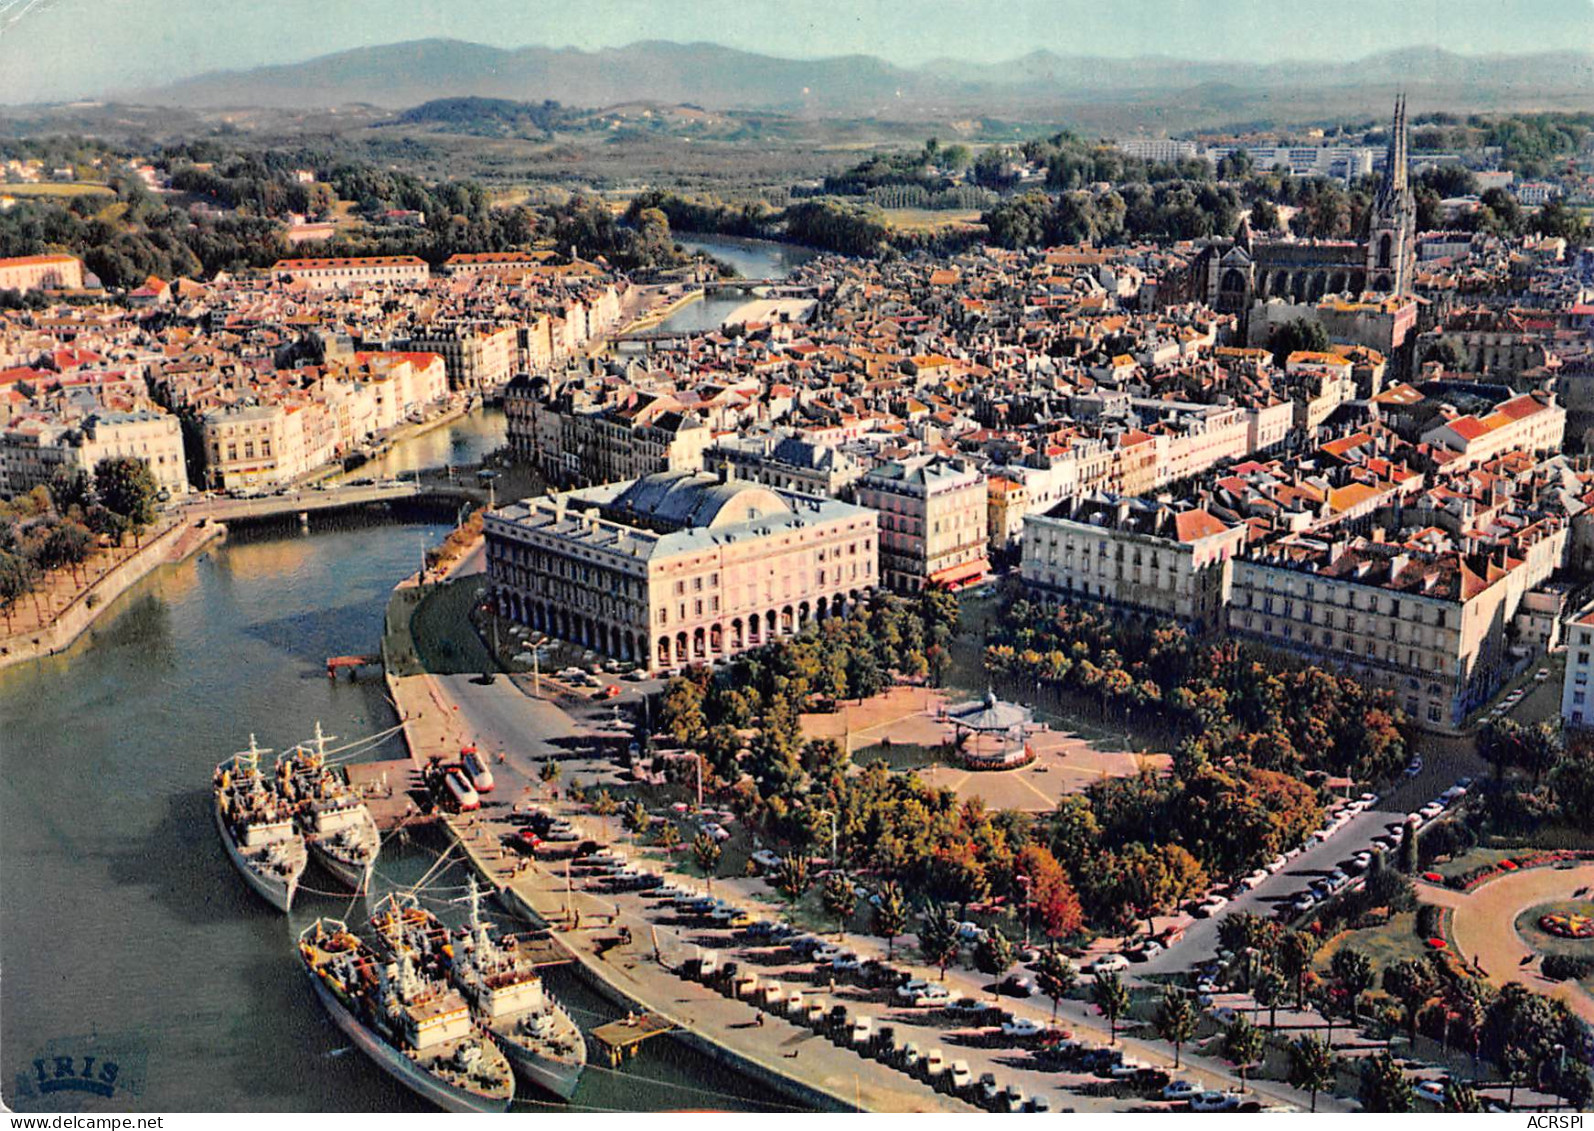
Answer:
xmin=0 ymin=517 xmax=226 ymax=671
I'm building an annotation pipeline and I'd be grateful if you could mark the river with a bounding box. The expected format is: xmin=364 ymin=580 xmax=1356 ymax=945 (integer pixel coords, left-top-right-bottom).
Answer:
xmin=654 ymin=236 xmax=820 ymax=335
xmin=0 ymin=409 xmax=798 ymax=1113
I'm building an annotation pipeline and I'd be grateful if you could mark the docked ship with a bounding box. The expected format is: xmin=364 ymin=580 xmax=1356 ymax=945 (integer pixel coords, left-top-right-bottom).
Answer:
xmin=213 ymin=736 xmax=307 ymax=913
xmin=453 ymin=879 xmax=587 ymax=1100
xmin=280 ymin=724 xmax=382 ymax=893
xmin=298 ymin=918 xmax=514 ymax=1113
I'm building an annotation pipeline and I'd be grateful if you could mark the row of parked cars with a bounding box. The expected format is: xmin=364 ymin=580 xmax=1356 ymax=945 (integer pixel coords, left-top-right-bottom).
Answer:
xmin=675 ymin=937 xmax=1055 ymax=1110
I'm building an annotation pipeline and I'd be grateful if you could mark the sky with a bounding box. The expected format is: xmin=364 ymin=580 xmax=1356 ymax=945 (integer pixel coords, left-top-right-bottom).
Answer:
xmin=0 ymin=0 xmax=1590 ymax=104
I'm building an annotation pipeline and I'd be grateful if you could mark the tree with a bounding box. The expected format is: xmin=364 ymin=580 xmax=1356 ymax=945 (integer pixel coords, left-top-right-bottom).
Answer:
xmin=692 ymin=832 xmax=722 ymax=892
xmin=1288 ymin=1034 xmax=1335 ymax=1112
xmin=1017 ymin=843 xmax=1084 ymax=940
xmin=1091 ymin=970 xmax=1131 ymax=1044
xmin=1255 ymin=967 xmax=1288 ymax=1030
xmin=1383 ymin=958 xmax=1438 ymax=1046
xmin=1501 ymin=1044 xmax=1534 ymax=1111
xmin=772 ymin=852 xmax=810 ymax=917
xmin=1358 ymin=1051 xmax=1414 ymax=1112
xmin=1154 ymin=987 xmax=1198 ymax=1068
xmin=821 ymin=871 xmax=857 ymax=938
xmin=40 ymin=520 xmax=92 ymax=584
xmin=93 ymin=456 xmax=159 ymax=543
xmin=538 ymin=760 xmax=560 ymax=795
xmin=1397 ymin=819 xmax=1419 ymax=873
xmin=655 ymin=821 xmax=681 ymax=851
xmin=1280 ymin=930 xmax=1320 ymax=1010
xmin=661 ymin=678 xmax=708 ymax=747
xmin=622 ymin=799 xmax=650 ymax=837
xmin=1332 ymin=947 xmax=1374 ymax=1023
xmin=974 ymin=930 xmax=1016 ymax=1000
xmin=872 ymin=880 xmax=908 ymax=959
xmin=1267 ymin=318 xmax=1330 ymax=366
xmin=1223 ymin=1015 xmax=1265 ymax=1093
xmin=1036 ymin=948 xmax=1079 ymax=1023
xmin=1442 ymin=1077 xmax=1481 ymax=1113
xmin=918 ymin=904 xmax=961 ymax=980
xmin=592 ymin=789 xmax=618 ymax=837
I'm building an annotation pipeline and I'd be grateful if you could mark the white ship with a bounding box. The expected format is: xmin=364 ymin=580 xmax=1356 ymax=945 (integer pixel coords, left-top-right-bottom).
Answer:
xmin=453 ymin=879 xmax=588 ymax=1100
xmin=281 ymin=724 xmax=382 ymax=893
xmin=299 ymin=918 xmax=514 ymax=1113
xmin=213 ymin=736 xmax=306 ymax=913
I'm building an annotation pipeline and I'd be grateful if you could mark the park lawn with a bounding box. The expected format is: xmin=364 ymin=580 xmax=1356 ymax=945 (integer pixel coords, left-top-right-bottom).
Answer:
xmin=411 ymin=576 xmax=498 ymax=674
xmin=1 ymin=181 xmax=114 ymax=197
xmin=1431 ymin=847 xmax=1518 ymax=880
xmin=1313 ymin=909 xmax=1431 ymax=979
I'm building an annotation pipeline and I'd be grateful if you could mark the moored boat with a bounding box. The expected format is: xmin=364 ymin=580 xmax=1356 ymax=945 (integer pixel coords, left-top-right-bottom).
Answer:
xmin=298 ymin=918 xmax=514 ymax=1113
xmin=213 ymin=736 xmax=306 ymax=913
xmin=284 ymin=724 xmax=382 ymax=893
xmin=453 ymin=880 xmax=587 ymax=1100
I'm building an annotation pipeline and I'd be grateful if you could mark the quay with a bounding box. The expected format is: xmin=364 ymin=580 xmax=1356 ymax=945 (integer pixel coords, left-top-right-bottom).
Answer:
xmin=376 ymin=536 xmax=968 ymax=1111
xmin=343 ymin=758 xmax=434 ymax=832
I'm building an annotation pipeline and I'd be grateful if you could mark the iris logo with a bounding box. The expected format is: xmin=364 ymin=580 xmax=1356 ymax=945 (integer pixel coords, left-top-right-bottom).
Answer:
xmin=10 ymin=1033 xmax=145 ymax=1110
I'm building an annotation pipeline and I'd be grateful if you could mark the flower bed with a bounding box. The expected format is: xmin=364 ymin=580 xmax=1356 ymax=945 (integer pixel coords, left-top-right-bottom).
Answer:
xmin=1541 ymin=912 xmax=1594 ymax=939
xmin=1446 ymin=849 xmax=1594 ymax=892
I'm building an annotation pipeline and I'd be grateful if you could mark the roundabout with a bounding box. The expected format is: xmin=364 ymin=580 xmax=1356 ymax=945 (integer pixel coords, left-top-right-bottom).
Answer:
xmin=1422 ymin=863 xmax=1594 ymax=1025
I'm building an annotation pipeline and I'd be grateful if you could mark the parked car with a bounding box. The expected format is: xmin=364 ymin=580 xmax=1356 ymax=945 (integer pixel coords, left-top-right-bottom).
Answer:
xmin=1086 ymin=954 xmax=1130 ymax=975
xmin=1001 ymin=1016 xmax=1045 ymax=1040
xmin=1192 ymin=895 xmax=1228 ymax=918
xmin=848 ymin=1017 xmax=874 ymax=1047
xmin=1163 ymin=1079 xmax=1200 ymax=1102
xmin=948 ymin=1061 xmax=973 ymax=1094
xmin=999 ymin=975 xmax=1036 ymax=997
xmin=1415 ymin=1079 xmax=1447 ymax=1105
xmin=1190 ymin=1090 xmax=1241 ymax=1112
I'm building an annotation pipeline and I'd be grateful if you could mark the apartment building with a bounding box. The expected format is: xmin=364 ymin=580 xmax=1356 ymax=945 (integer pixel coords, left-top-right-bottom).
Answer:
xmin=856 ymin=455 xmax=989 ymax=593
xmin=1021 ymin=496 xmax=1247 ymax=631
xmin=1228 ymin=533 xmax=1534 ymax=730
xmin=1420 ymin=391 xmax=1565 ymax=471
xmin=200 ymin=404 xmax=294 ymax=491
xmin=1562 ymin=604 xmax=1594 ymax=728
xmin=485 ymin=469 xmax=878 ymax=673
xmin=0 ymin=410 xmax=187 ymax=498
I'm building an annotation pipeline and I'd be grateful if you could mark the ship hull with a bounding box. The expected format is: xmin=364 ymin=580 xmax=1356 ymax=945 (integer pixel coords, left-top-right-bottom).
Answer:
xmin=214 ymin=796 xmax=302 ymax=913
xmin=309 ymin=840 xmax=377 ymax=894
xmin=495 ymin=1032 xmax=586 ymax=1101
xmin=305 ymin=965 xmax=512 ymax=1113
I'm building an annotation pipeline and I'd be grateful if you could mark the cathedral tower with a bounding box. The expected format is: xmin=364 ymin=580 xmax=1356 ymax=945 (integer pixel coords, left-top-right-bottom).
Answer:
xmin=1365 ymin=96 xmax=1416 ymax=294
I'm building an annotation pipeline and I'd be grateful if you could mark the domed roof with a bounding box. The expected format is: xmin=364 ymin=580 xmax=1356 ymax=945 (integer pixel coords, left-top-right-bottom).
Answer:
xmin=606 ymin=471 xmax=792 ymax=531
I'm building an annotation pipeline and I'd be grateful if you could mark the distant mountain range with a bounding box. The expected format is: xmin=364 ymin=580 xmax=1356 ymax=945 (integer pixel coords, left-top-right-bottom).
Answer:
xmin=117 ymin=39 xmax=1594 ymax=124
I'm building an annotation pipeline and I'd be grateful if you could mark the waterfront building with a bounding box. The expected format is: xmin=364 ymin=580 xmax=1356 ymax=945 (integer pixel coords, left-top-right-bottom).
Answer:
xmin=484 ymin=469 xmax=879 ymax=672
xmin=855 ymin=455 xmax=989 ymax=594
xmin=400 ymin=325 xmax=517 ymax=393
xmin=200 ymin=404 xmax=294 ymax=491
xmin=0 ymin=409 xmax=187 ymax=498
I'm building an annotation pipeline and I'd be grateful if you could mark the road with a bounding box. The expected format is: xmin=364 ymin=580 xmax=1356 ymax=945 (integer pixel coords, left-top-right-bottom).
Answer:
xmin=1139 ymin=803 xmax=1407 ymax=975
xmin=182 ymin=481 xmax=420 ymax=521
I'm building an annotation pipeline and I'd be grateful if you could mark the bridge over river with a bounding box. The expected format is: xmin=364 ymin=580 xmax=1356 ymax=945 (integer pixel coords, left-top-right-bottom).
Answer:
xmin=179 ymin=480 xmax=488 ymax=524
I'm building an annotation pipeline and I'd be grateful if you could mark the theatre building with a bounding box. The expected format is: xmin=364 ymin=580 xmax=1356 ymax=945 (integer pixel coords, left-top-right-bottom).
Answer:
xmin=485 ymin=469 xmax=878 ymax=672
